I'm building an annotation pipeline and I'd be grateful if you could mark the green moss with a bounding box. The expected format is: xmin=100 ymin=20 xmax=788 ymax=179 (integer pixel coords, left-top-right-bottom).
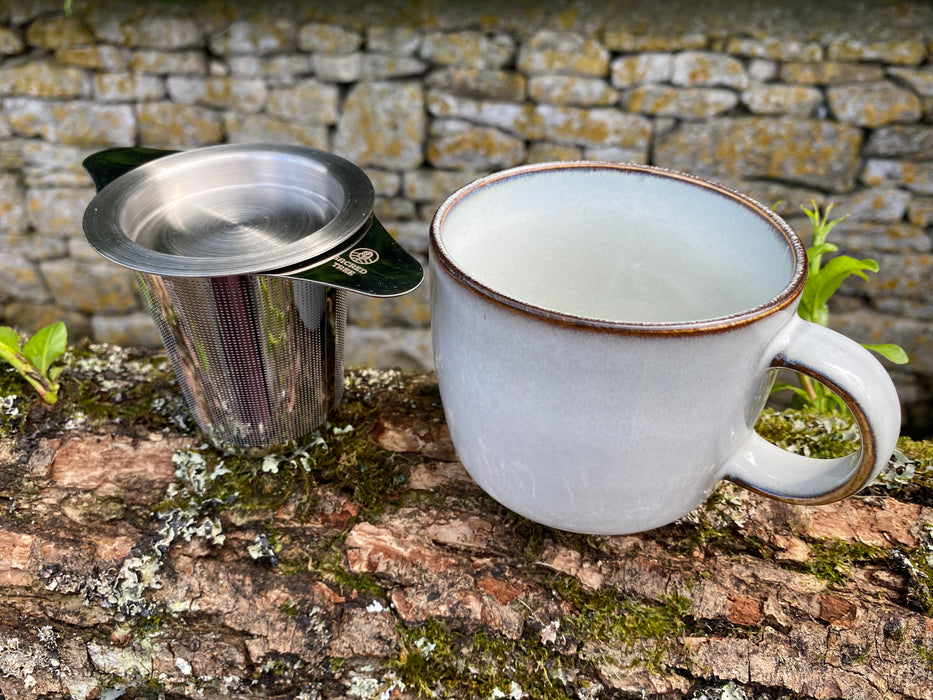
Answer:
xmin=912 ymin=641 xmax=933 ymax=672
xmin=313 ymin=550 xmax=385 ymax=598
xmin=801 ymin=539 xmax=887 ymax=585
xmin=555 ymin=578 xmax=693 ymax=671
xmin=756 ymin=407 xmax=860 ymax=459
xmin=390 ymin=580 xmax=693 ymax=698
xmin=392 ymin=618 xmax=571 ymax=700
xmin=890 ymin=524 xmax=933 ymax=617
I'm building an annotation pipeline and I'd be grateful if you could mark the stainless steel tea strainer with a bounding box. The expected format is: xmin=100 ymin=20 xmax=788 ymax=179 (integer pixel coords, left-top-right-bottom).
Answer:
xmin=83 ymin=144 xmax=424 ymax=453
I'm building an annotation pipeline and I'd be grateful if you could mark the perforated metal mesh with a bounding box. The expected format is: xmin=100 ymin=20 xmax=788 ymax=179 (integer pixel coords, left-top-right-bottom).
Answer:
xmin=138 ymin=272 xmax=346 ymax=453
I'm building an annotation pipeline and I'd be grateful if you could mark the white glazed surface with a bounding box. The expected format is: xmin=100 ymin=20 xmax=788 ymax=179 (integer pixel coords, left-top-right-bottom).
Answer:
xmin=430 ymin=163 xmax=901 ymax=534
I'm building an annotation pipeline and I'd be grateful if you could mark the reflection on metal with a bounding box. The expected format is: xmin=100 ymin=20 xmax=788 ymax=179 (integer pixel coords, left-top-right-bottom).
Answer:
xmin=138 ymin=272 xmax=346 ymax=454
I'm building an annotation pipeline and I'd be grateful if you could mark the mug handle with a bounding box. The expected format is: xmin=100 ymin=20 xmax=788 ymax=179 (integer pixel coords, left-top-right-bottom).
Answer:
xmin=724 ymin=316 xmax=901 ymax=504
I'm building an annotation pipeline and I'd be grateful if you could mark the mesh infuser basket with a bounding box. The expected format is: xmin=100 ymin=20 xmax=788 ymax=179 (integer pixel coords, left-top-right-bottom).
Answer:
xmin=138 ymin=273 xmax=346 ymax=451
xmin=83 ymin=144 xmax=423 ymax=453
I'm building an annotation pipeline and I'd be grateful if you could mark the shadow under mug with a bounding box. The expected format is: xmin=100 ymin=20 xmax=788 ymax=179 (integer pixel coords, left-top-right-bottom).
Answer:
xmin=429 ymin=162 xmax=901 ymax=535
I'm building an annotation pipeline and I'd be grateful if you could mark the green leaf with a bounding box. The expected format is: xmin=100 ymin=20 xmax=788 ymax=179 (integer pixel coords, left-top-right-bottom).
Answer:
xmin=800 ymin=255 xmax=878 ymax=322
xmin=863 ymin=343 xmax=909 ymax=365
xmin=806 ymin=242 xmax=837 ymax=264
xmin=0 ymin=326 xmax=21 ymax=354
xmin=22 ymin=322 xmax=67 ymax=375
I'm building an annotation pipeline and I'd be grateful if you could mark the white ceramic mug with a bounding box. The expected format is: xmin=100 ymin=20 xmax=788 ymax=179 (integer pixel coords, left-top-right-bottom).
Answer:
xmin=429 ymin=162 xmax=901 ymax=535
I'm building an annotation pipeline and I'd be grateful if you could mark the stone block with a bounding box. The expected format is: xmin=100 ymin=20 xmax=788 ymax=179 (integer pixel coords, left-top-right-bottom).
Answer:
xmin=2 ymin=227 xmax=68 ymax=261
xmin=672 ymin=51 xmax=747 ymax=89
xmin=0 ymin=255 xmax=49 ymax=303
xmin=517 ymin=31 xmax=607 ymax=77
xmin=584 ymin=146 xmax=648 ymax=164
xmin=828 ymin=82 xmax=922 ymax=128
xmin=94 ymin=15 xmax=203 ymax=49
xmin=626 ymin=86 xmax=738 ymax=119
xmin=69 ymin=234 xmax=104 ymax=263
xmin=526 ymin=142 xmax=583 ymax=163
xmin=420 ymin=31 xmax=514 ymax=70
xmin=209 ymin=18 xmax=295 ymax=56
xmin=5 ymin=99 xmax=135 ymax=146
xmin=725 ymin=37 xmax=822 ymax=62
xmin=528 ymin=75 xmax=618 ymax=106
xmin=747 ymin=59 xmax=778 ymax=82
xmin=373 ymin=197 xmax=416 ymax=221
xmin=344 ymin=326 xmax=433 ymax=372
xmin=18 ymin=141 xmax=97 ymax=189
xmin=26 ymin=188 xmax=93 ymax=237
xmin=603 ymin=31 xmax=706 ymax=53
xmin=403 ymin=168 xmax=485 ymax=204
xmin=382 ymin=219 xmax=429 ymax=256
xmin=349 ymin=273 xmax=430 ymax=329
xmin=364 ymin=169 xmax=401 ymax=197
xmin=0 ymin=302 xmax=90 ymax=340
xmin=827 ymin=39 xmax=926 ymax=66
xmin=229 ymin=54 xmax=311 ymax=84
xmin=861 ymin=159 xmax=933 ymax=195
xmin=91 ymin=312 xmax=160 ymax=348
xmin=780 ymin=62 xmax=884 ymax=85
xmin=25 ymin=16 xmax=94 ymax=49
xmin=426 ymin=68 xmax=525 ymax=102
xmin=609 ymin=53 xmax=673 ymax=87
xmin=223 ymin=114 xmax=329 ymax=150
xmin=835 ymin=222 xmax=931 ymax=255
xmin=426 ymin=90 xmax=533 ymax=137
xmin=741 ymin=84 xmax=823 ymax=117
xmin=0 ymin=60 xmax=89 ymax=99
xmin=531 ymin=104 xmax=652 ymax=148
xmin=907 ymin=197 xmax=933 ymax=226
xmin=40 ymin=259 xmax=138 ymax=314
xmin=311 ymin=53 xmax=360 ymax=83
xmin=54 ymin=46 xmax=128 ymax=71
xmin=865 ymin=125 xmax=933 ymax=159
xmin=832 ymin=310 xmax=933 ymax=375
xmin=655 ymin=117 xmax=862 ymax=192
xmin=868 ymin=253 xmax=933 ymax=302
xmin=94 ymin=73 xmax=165 ymax=102
xmin=298 ymin=23 xmax=361 ymax=54
xmin=360 ymin=54 xmax=427 ymax=80
xmin=888 ymin=66 xmax=933 ymax=98
xmin=427 ymin=120 xmax=525 ymax=170
xmin=167 ymin=76 xmax=267 ymax=114
xmin=0 ymin=27 xmax=24 ymax=55
xmin=130 ymin=50 xmax=206 ymax=76
xmin=827 ymin=187 xmax=911 ymax=223
xmin=10 ymin=0 xmax=59 ymax=25
xmin=334 ymin=81 xmax=425 ymax=169
xmin=137 ymin=102 xmax=222 ymax=148
xmin=0 ymin=172 xmax=26 ymax=233
xmin=367 ymin=26 xmax=421 ymax=56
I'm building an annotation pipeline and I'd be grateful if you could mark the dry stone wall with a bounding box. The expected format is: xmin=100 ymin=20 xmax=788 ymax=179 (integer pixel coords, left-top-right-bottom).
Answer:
xmin=1 ymin=0 xmax=933 ymax=432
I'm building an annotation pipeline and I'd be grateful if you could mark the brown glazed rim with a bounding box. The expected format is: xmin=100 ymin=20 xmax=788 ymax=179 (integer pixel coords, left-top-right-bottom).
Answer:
xmin=430 ymin=161 xmax=808 ymax=336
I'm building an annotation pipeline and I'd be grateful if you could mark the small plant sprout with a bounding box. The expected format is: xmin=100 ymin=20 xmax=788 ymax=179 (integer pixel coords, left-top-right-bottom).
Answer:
xmin=774 ymin=202 xmax=908 ymax=414
xmin=0 ymin=321 xmax=68 ymax=405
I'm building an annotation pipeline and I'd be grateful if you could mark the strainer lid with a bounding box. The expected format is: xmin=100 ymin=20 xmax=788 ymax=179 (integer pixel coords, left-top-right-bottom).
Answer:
xmin=83 ymin=143 xmax=375 ymax=277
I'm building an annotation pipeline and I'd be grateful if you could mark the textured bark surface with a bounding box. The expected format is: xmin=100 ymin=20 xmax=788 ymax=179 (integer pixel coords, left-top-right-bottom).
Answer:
xmin=0 ymin=350 xmax=931 ymax=699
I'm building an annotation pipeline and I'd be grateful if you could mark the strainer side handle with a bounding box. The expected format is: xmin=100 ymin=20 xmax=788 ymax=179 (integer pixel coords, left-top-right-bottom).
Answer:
xmin=83 ymin=147 xmax=178 ymax=193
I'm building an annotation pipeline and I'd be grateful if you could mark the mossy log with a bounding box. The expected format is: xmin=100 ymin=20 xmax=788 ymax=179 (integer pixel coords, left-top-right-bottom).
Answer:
xmin=1 ymin=345 xmax=932 ymax=699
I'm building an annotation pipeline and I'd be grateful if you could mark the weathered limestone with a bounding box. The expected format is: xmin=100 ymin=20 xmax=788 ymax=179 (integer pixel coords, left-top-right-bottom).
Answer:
xmin=0 ymin=0 xmax=931 ymax=430
xmin=827 ymin=82 xmax=923 ymax=127
xmin=334 ymin=81 xmax=425 ymax=169
xmin=655 ymin=118 xmax=863 ymax=192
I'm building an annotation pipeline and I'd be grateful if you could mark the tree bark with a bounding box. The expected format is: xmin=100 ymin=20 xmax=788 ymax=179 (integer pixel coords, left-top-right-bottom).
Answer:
xmin=0 ymin=363 xmax=931 ymax=700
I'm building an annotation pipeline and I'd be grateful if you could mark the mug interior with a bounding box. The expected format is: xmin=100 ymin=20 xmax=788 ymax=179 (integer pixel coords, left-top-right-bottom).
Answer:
xmin=433 ymin=164 xmax=803 ymax=326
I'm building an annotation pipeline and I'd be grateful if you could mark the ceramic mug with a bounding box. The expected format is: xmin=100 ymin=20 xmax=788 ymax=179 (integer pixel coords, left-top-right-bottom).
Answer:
xmin=429 ymin=162 xmax=901 ymax=535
